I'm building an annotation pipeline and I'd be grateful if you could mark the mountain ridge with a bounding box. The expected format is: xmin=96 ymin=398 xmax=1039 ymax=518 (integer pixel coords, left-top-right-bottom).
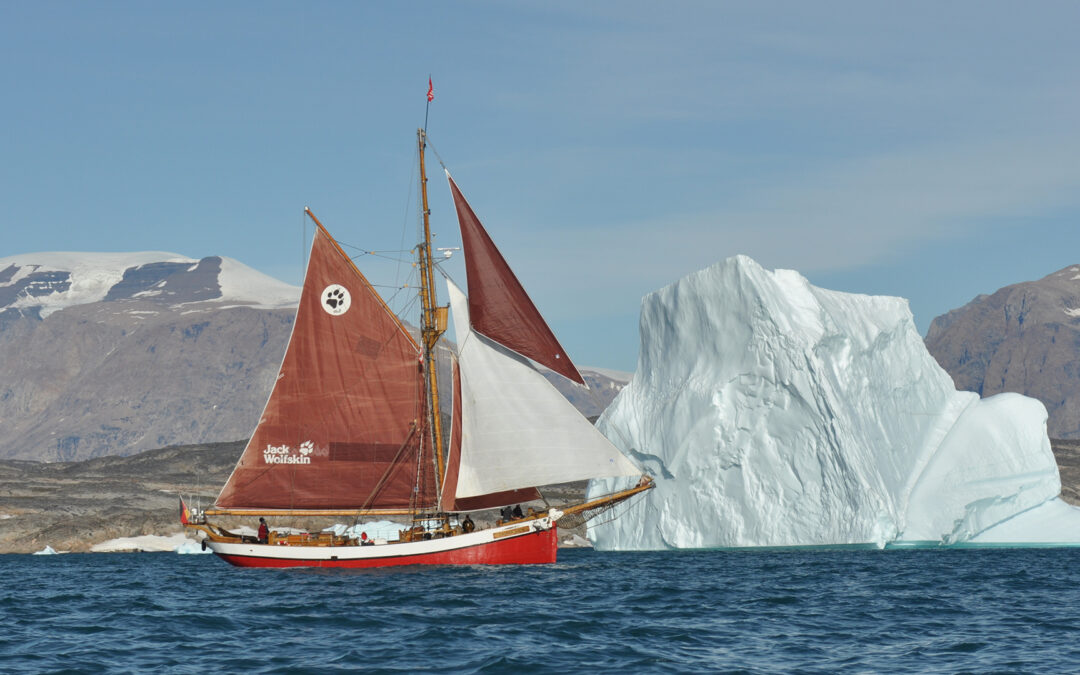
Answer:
xmin=0 ymin=251 xmax=628 ymax=461
xmin=926 ymin=264 xmax=1080 ymax=438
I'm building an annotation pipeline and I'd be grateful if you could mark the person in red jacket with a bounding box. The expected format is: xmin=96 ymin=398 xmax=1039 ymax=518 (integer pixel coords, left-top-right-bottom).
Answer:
xmin=258 ymin=517 xmax=269 ymax=544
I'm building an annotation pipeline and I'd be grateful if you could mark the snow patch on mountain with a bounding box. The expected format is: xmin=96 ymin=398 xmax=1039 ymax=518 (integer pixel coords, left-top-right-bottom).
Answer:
xmin=213 ymin=256 xmax=299 ymax=309
xmin=0 ymin=251 xmax=192 ymax=317
xmin=0 ymin=251 xmax=298 ymax=317
xmin=588 ymin=255 xmax=1080 ymax=550
xmin=578 ymin=367 xmax=633 ymax=384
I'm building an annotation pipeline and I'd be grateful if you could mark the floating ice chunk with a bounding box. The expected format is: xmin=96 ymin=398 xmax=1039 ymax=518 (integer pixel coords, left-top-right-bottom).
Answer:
xmin=91 ymin=533 xmax=191 ymax=552
xmin=174 ymin=538 xmax=212 ymax=554
xmin=32 ymin=545 xmax=58 ymax=555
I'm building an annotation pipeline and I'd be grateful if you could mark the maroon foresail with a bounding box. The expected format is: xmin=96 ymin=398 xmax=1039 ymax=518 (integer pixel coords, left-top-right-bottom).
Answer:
xmin=447 ymin=174 xmax=585 ymax=385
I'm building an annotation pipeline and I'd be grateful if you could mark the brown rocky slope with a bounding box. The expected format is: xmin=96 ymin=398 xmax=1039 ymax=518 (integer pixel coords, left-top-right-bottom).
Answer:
xmin=926 ymin=265 xmax=1080 ymax=439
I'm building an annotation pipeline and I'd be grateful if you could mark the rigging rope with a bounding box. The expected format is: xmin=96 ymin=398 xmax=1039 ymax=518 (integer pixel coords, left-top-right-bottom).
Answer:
xmin=341 ymin=247 xmax=415 ymax=265
xmin=425 ymin=137 xmax=449 ymax=173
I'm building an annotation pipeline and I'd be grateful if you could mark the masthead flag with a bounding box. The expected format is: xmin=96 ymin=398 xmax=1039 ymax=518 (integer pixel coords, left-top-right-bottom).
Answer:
xmin=427 ymin=77 xmax=434 ymax=102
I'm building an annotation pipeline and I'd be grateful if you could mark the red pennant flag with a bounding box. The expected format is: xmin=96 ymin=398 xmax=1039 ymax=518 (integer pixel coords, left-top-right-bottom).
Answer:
xmin=179 ymin=496 xmax=190 ymax=525
xmin=427 ymin=77 xmax=434 ymax=102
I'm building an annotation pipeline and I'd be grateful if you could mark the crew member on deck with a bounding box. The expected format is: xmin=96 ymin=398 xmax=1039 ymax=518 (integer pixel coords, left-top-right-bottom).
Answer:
xmin=512 ymin=504 xmax=523 ymax=519
xmin=462 ymin=514 xmax=475 ymax=533
xmin=258 ymin=517 xmax=269 ymax=544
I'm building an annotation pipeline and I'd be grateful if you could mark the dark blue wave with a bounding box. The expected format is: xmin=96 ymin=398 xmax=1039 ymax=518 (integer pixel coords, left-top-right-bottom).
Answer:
xmin=1 ymin=548 xmax=1079 ymax=673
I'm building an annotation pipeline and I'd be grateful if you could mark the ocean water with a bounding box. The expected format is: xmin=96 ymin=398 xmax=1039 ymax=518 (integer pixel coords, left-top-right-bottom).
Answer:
xmin=3 ymin=548 xmax=1080 ymax=674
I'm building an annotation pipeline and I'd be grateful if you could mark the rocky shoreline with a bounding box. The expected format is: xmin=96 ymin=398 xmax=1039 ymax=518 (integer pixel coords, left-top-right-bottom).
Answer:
xmin=0 ymin=441 xmax=236 ymax=554
xmin=3 ymin=439 xmax=1079 ymax=554
xmin=0 ymin=440 xmax=592 ymax=554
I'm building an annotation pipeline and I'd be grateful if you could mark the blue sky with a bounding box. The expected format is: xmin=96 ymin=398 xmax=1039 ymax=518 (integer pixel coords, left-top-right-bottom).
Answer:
xmin=3 ymin=2 xmax=1080 ymax=372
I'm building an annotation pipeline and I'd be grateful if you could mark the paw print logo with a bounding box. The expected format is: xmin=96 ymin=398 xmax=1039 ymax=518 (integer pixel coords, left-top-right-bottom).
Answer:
xmin=299 ymin=440 xmax=314 ymax=456
xmin=325 ymin=289 xmax=344 ymax=308
xmin=321 ymin=284 xmax=351 ymax=316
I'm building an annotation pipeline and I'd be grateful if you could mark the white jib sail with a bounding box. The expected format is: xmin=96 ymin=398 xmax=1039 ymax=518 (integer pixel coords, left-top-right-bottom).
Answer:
xmin=446 ymin=279 xmax=640 ymax=498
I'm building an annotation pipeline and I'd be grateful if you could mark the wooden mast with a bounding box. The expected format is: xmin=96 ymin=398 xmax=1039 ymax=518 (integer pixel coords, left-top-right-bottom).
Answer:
xmin=417 ymin=128 xmax=447 ymax=500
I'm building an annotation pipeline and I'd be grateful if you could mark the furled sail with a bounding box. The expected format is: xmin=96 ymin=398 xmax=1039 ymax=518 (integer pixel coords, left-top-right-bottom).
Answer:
xmin=445 ymin=279 xmax=640 ymax=501
xmin=216 ymin=220 xmax=431 ymax=510
xmin=447 ymin=173 xmax=585 ymax=385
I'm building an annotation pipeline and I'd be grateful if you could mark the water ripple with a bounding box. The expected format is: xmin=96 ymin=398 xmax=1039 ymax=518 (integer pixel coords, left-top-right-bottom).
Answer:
xmin=1 ymin=548 xmax=1079 ymax=672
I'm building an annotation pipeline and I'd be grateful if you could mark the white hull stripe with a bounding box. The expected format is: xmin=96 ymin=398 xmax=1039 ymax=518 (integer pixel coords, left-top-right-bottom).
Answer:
xmin=208 ymin=517 xmax=554 ymax=562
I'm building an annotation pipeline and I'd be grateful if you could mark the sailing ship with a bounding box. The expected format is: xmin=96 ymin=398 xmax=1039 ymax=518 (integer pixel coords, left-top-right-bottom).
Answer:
xmin=181 ymin=129 xmax=653 ymax=568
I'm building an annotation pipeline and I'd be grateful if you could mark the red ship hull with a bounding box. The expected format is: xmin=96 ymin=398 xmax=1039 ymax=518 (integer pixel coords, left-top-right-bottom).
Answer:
xmin=210 ymin=523 xmax=559 ymax=569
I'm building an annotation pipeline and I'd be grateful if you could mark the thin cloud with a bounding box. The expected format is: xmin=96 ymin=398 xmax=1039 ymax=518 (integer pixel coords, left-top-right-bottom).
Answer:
xmin=504 ymin=130 xmax=1080 ymax=321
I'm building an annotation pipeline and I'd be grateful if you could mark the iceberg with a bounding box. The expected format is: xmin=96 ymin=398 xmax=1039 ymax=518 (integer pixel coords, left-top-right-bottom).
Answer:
xmin=588 ymin=255 xmax=1080 ymax=549
xmin=32 ymin=545 xmax=59 ymax=555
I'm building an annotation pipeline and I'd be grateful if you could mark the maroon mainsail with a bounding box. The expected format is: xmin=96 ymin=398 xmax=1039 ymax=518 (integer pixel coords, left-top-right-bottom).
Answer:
xmin=216 ymin=221 xmax=432 ymax=510
xmin=448 ymin=175 xmax=585 ymax=385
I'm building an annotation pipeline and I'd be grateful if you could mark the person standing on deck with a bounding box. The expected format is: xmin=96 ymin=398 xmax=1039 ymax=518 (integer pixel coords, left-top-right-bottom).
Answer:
xmin=258 ymin=517 xmax=269 ymax=544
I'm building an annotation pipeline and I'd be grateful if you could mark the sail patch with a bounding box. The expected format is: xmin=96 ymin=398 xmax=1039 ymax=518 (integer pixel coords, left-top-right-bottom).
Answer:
xmin=321 ymin=284 xmax=351 ymax=315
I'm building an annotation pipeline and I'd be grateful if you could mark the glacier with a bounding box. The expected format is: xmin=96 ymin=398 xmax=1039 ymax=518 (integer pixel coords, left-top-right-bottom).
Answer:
xmin=588 ymin=255 xmax=1080 ymax=549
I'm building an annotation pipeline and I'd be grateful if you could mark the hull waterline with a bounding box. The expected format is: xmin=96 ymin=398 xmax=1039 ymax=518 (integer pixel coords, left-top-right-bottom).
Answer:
xmin=206 ymin=518 xmax=559 ymax=569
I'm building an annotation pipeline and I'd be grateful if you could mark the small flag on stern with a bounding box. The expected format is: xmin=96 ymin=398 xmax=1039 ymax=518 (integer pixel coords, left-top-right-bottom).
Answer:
xmin=179 ymin=496 xmax=190 ymax=525
xmin=427 ymin=77 xmax=434 ymax=102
